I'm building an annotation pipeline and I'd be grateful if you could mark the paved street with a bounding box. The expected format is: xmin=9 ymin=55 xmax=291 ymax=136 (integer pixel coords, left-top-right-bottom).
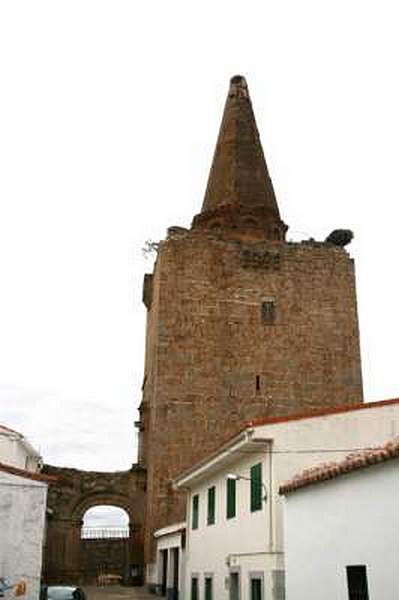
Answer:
xmin=85 ymin=586 xmax=154 ymax=600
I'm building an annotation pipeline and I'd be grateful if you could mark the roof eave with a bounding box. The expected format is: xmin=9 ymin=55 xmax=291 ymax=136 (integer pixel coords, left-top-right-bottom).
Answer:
xmin=173 ymin=429 xmax=271 ymax=489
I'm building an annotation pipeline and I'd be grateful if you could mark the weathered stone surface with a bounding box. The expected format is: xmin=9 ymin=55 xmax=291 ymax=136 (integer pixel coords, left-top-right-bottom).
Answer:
xmin=140 ymin=230 xmax=363 ymax=560
xmin=43 ymin=465 xmax=146 ymax=584
xmin=138 ymin=76 xmax=363 ymax=563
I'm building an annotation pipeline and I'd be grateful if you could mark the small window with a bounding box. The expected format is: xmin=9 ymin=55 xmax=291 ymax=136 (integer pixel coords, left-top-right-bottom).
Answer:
xmin=346 ymin=566 xmax=369 ymax=600
xmin=273 ymin=227 xmax=281 ymax=240
xmin=227 ymin=478 xmax=236 ymax=519
xmin=261 ymin=301 xmax=276 ymax=324
xmin=210 ymin=221 xmax=222 ymax=230
xmin=191 ymin=576 xmax=199 ymax=600
xmin=207 ymin=486 xmax=216 ymax=525
xmin=192 ymin=494 xmax=199 ymax=530
xmin=250 ymin=463 xmax=263 ymax=512
xmin=243 ymin=217 xmax=258 ymax=228
xmin=204 ymin=577 xmax=213 ymax=600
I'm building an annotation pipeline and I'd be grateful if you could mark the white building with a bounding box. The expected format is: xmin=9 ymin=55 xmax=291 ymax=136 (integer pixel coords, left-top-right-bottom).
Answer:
xmin=0 ymin=423 xmax=42 ymax=472
xmin=280 ymin=438 xmax=399 ymax=600
xmin=172 ymin=398 xmax=399 ymax=600
xmin=153 ymin=522 xmax=186 ymax=600
xmin=0 ymin=462 xmax=54 ymax=600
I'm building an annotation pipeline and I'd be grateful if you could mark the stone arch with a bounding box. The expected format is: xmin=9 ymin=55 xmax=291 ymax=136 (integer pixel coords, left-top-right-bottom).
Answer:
xmin=42 ymin=464 xmax=146 ymax=585
xmin=72 ymin=492 xmax=139 ymax=525
xmin=242 ymin=216 xmax=258 ymax=228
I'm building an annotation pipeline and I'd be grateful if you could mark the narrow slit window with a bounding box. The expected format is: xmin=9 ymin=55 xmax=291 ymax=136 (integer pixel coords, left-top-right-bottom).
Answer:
xmin=261 ymin=301 xmax=276 ymax=324
xmin=256 ymin=375 xmax=260 ymax=391
xmin=346 ymin=565 xmax=369 ymax=600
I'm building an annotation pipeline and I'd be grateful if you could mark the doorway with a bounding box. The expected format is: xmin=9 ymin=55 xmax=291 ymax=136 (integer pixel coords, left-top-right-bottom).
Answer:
xmin=171 ymin=548 xmax=179 ymax=600
xmin=229 ymin=572 xmax=240 ymax=600
xmin=160 ymin=549 xmax=168 ymax=596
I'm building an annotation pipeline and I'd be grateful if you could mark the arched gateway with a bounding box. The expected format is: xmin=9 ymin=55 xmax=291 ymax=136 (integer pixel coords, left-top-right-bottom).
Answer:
xmin=43 ymin=464 xmax=146 ymax=585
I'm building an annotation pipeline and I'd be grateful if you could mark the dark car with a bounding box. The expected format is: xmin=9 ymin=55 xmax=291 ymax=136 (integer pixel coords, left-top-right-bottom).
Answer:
xmin=44 ymin=587 xmax=86 ymax=600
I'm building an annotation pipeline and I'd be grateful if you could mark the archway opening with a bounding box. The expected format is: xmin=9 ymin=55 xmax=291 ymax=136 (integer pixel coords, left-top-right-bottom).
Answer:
xmin=81 ymin=505 xmax=130 ymax=539
xmin=80 ymin=506 xmax=132 ymax=584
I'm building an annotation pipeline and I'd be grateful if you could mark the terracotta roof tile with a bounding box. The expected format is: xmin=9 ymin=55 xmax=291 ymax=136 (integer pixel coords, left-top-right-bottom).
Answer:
xmin=0 ymin=462 xmax=57 ymax=483
xmin=243 ymin=397 xmax=399 ymax=431
xmin=279 ymin=438 xmax=399 ymax=495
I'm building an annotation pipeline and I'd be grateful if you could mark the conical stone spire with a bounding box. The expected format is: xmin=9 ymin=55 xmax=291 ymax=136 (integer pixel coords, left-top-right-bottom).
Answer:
xmin=192 ymin=75 xmax=287 ymax=240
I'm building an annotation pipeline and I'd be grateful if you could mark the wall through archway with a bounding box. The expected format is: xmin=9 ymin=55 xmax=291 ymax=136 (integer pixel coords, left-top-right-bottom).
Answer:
xmin=80 ymin=505 xmax=130 ymax=581
xmin=43 ymin=464 xmax=146 ymax=585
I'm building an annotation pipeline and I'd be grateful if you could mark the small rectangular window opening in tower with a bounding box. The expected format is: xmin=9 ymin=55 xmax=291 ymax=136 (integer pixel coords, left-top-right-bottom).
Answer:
xmin=256 ymin=375 xmax=260 ymax=392
xmin=346 ymin=566 xmax=369 ymax=600
xmin=261 ymin=301 xmax=276 ymax=324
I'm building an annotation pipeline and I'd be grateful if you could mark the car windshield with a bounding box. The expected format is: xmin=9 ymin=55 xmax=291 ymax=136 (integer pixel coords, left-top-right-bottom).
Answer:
xmin=47 ymin=587 xmax=77 ymax=600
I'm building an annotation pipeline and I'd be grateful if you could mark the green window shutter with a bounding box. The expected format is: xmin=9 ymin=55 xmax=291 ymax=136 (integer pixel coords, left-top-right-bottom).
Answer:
xmin=250 ymin=463 xmax=263 ymax=512
xmin=250 ymin=578 xmax=262 ymax=600
xmin=226 ymin=478 xmax=236 ymax=519
xmin=192 ymin=494 xmax=199 ymax=529
xmin=191 ymin=577 xmax=198 ymax=600
xmin=207 ymin=486 xmax=215 ymax=525
xmin=205 ymin=577 xmax=213 ymax=600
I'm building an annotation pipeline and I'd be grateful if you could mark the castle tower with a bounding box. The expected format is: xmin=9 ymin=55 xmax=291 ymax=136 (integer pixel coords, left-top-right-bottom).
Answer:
xmin=138 ymin=76 xmax=363 ymax=569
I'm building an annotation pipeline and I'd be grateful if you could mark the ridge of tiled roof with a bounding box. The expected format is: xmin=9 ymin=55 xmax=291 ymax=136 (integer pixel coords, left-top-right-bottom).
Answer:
xmin=279 ymin=437 xmax=399 ymax=495
xmin=0 ymin=423 xmax=21 ymax=435
xmin=0 ymin=462 xmax=57 ymax=483
xmin=243 ymin=397 xmax=399 ymax=430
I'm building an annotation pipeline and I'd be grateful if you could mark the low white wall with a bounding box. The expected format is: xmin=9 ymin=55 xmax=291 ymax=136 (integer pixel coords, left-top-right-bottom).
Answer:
xmin=0 ymin=471 xmax=47 ymax=600
xmin=283 ymin=460 xmax=399 ymax=600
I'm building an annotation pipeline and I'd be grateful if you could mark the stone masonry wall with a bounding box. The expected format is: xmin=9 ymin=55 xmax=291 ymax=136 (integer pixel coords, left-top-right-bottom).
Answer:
xmin=141 ymin=228 xmax=363 ymax=560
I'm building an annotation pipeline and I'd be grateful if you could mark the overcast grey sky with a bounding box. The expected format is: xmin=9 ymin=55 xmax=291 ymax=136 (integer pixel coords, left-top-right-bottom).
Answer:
xmin=1 ymin=1 xmax=399 ymax=476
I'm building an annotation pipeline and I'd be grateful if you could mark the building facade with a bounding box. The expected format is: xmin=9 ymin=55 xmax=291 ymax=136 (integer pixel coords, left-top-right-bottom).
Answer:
xmin=171 ymin=399 xmax=399 ymax=600
xmin=0 ymin=424 xmax=42 ymax=472
xmin=153 ymin=522 xmax=186 ymax=600
xmin=0 ymin=463 xmax=54 ymax=600
xmin=280 ymin=438 xmax=399 ymax=600
xmin=138 ymin=75 xmax=363 ymax=573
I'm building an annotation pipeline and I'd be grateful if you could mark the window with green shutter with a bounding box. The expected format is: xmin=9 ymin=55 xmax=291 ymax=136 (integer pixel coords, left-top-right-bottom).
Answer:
xmin=204 ymin=577 xmax=213 ymax=600
xmin=207 ymin=486 xmax=215 ymax=525
xmin=191 ymin=577 xmax=199 ymax=600
xmin=250 ymin=463 xmax=262 ymax=512
xmin=226 ymin=477 xmax=236 ymax=519
xmin=250 ymin=577 xmax=263 ymax=600
xmin=192 ymin=494 xmax=199 ymax=529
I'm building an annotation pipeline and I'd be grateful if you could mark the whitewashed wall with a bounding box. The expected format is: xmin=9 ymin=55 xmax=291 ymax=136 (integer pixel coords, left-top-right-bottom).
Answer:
xmin=155 ymin=525 xmax=186 ymax=599
xmin=184 ymin=449 xmax=281 ymax=600
xmin=0 ymin=427 xmax=41 ymax=471
xmin=179 ymin=401 xmax=399 ymax=600
xmin=283 ymin=459 xmax=399 ymax=600
xmin=0 ymin=471 xmax=48 ymax=600
xmin=256 ymin=401 xmax=399 ymax=554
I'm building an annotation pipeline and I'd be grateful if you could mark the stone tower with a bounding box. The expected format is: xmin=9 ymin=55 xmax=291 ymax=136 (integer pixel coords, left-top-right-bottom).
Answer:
xmin=138 ymin=76 xmax=363 ymax=567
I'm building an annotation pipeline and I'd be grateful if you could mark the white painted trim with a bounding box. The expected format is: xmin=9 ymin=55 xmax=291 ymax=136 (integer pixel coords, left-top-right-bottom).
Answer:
xmin=154 ymin=521 xmax=186 ymax=538
xmin=173 ymin=431 xmax=271 ymax=488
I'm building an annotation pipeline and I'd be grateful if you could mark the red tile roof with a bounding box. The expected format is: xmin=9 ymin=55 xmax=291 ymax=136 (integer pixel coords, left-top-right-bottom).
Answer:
xmin=243 ymin=397 xmax=399 ymax=431
xmin=279 ymin=438 xmax=399 ymax=495
xmin=0 ymin=462 xmax=57 ymax=483
xmin=175 ymin=398 xmax=399 ymax=485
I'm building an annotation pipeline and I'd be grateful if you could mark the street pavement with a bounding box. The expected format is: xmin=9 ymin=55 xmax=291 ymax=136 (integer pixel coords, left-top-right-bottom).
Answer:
xmin=85 ymin=585 xmax=155 ymax=600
